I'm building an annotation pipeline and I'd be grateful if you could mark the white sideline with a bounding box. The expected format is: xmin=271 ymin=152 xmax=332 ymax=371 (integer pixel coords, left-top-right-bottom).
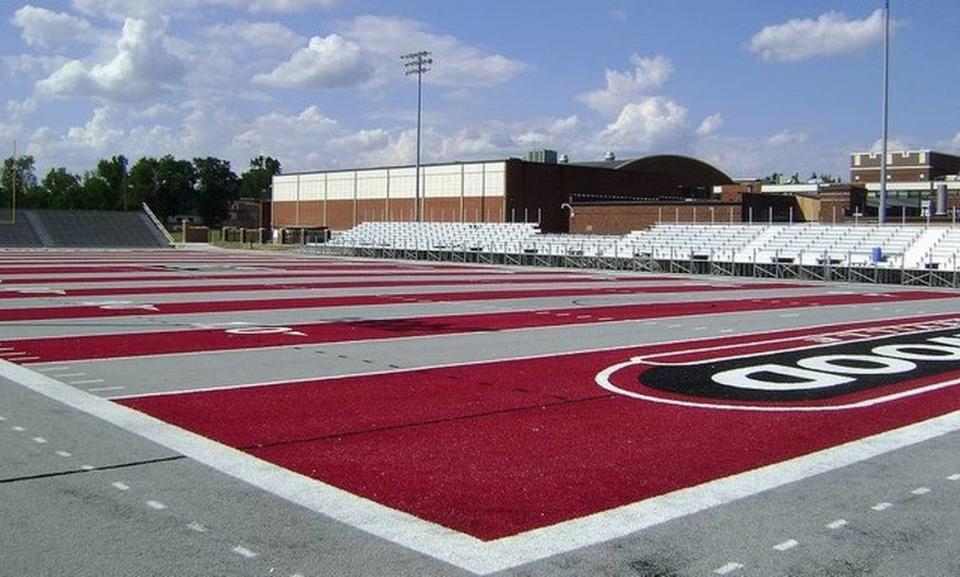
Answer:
xmin=4 ymin=359 xmax=960 ymax=574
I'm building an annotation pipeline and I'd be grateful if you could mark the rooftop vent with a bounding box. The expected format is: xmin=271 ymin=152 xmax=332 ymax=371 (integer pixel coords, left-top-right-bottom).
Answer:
xmin=603 ymin=151 xmax=616 ymax=162
xmin=526 ymin=149 xmax=558 ymax=164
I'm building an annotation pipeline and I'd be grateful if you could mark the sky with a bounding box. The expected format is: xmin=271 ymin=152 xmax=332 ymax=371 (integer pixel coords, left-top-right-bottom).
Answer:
xmin=1 ymin=0 xmax=958 ymax=180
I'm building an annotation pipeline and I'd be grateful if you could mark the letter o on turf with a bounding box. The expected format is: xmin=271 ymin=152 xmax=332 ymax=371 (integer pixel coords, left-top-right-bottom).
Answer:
xmin=872 ymin=343 xmax=960 ymax=361
xmin=797 ymin=354 xmax=916 ymax=375
xmin=711 ymin=363 xmax=854 ymax=391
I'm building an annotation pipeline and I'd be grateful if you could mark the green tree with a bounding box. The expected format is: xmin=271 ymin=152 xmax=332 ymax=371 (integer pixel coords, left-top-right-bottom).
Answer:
xmin=194 ymin=156 xmax=238 ymax=227
xmin=95 ymin=155 xmax=129 ymax=210
xmin=127 ymin=156 xmax=159 ymax=215
xmin=239 ymin=155 xmax=281 ymax=200
xmin=80 ymin=173 xmax=111 ymax=209
xmin=155 ymin=155 xmax=197 ymax=221
xmin=0 ymin=155 xmax=38 ymax=210
xmin=39 ymin=167 xmax=82 ymax=209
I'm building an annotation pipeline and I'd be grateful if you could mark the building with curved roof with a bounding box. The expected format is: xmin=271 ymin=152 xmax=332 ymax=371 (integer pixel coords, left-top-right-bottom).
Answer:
xmin=271 ymin=151 xmax=734 ymax=234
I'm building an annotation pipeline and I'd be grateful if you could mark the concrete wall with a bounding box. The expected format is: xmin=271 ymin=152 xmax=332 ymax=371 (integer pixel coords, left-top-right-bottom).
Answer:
xmin=272 ymin=162 xmax=507 ymax=231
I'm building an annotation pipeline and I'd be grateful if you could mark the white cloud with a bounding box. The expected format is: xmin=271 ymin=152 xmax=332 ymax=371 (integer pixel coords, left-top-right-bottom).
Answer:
xmin=203 ymin=21 xmax=303 ymax=53
xmin=579 ymin=54 xmax=673 ymax=116
xmin=65 ymin=106 xmax=124 ymax=148
xmin=515 ymin=115 xmax=580 ymax=148
xmin=3 ymin=54 xmax=71 ymax=77
xmin=70 ymin=0 xmax=338 ymax=20
xmin=768 ymin=129 xmax=808 ymax=146
xmin=328 ymin=129 xmax=390 ymax=151
xmin=242 ymin=0 xmax=339 ymax=12
xmin=596 ymin=96 xmax=688 ymax=152
xmin=253 ymin=34 xmax=371 ymax=88
xmin=12 ymin=5 xmax=97 ymax=49
xmin=342 ymin=15 xmax=525 ymax=87
xmin=691 ymin=128 xmax=845 ymax=179
xmin=608 ymin=9 xmax=628 ymax=22
xmin=869 ymin=137 xmax=910 ymax=152
xmin=748 ymin=10 xmax=885 ymax=62
xmin=695 ymin=113 xmax=724 ymax=137
xmin=6 ymin=98 xmax=37 ymax=120
xmin=232 ymin=106 xmax=339 ymax=169
xmin=37 ymin=18 xmax=185 ymax=101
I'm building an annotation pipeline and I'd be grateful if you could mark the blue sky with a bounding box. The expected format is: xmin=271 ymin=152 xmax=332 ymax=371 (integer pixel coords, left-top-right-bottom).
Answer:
xmin=1 ymin=0 xmax=958 ymax=180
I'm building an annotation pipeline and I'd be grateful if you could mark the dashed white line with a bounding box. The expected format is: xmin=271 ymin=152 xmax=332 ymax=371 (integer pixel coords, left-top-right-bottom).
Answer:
xmin=112 ymin=482 xmax=130 ymax=491
xmin=70 ymin=379 xmax=105 ymax=385
xmin=598 ymin=317 xmax=614 ymax=321
xmin=12 ymin=425 xmax=25 ymax=432
xmin=55 ymin=450 xmax=72 ymax=457
xmin=57 ymin=373 xmax=87 ymax=378
xmin=667 ymin=324 xmax=683 ymax=329
xmin=911 ymin=487 xmax=931 ymax=495
xmin=948 ymin=474 xmax=960 ymax=481
xmin=146 ymin=500 xmax=167 ymax=510
xmin=37 ymin=366 xmax=72 ymax=372
xmin=692 ymin=326 xmax=707 ymax=331
xmin=231 ymin=546 xmax=258 ymax=559
xmin=0 ymin=415 xmax=5 ymax=421
xmin=80 ymin=465 xmax=95 ymax=471
xmin=779 ymin=313 xmax=800 ymax=318
xmin=774 ymin=539 xmax=799 ymax=551
xmin=714 ymin=561 xmax=743 ymax=574
xmin=827 ymin=519 xmax=848 ymax=529
xmin=871 ymin=502 xmax=893 ymax=511
xmin=187 ymin=521 xmax=208 ymax=533
xmin=32 ymin=436 xmax=47 ymax=444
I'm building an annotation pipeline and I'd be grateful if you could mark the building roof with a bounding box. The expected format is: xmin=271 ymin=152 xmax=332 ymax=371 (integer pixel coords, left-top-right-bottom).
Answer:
xmin=572 ymin=154 xmax=733 ymax=185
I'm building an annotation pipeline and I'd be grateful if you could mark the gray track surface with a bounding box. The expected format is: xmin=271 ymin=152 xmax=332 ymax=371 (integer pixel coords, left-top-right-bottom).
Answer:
xmin=1 ymin=247 xmax=959 ymax=577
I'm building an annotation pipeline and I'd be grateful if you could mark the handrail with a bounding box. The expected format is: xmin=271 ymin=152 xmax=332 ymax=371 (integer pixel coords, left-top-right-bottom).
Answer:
xmin=142 ymin=202 xmax=175 ymax=245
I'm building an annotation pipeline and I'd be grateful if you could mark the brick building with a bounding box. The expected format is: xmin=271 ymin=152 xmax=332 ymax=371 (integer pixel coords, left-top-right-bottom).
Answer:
xmin=850 ymin=150 xmax=960 ymax=183
xmin=271 ymin=153 xmax=734 ymax=234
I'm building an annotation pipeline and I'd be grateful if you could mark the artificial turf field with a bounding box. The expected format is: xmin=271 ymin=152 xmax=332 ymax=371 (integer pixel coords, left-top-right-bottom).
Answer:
xmin=2 ymin=248 xmax=960 ymax=576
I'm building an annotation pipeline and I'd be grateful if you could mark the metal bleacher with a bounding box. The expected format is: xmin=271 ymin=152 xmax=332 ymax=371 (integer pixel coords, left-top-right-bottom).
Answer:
xmin=0 ymin=212 xmax=44 ymax=247
xmin=317 ymin=221 xmax=960 ymax=286
xmin=0 ymin=209 xmax=171 ymax=248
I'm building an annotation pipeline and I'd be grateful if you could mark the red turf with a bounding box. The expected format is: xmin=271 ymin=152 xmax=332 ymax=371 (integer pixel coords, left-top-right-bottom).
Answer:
xmin=118 ymin=316 xmax=960 ymax=540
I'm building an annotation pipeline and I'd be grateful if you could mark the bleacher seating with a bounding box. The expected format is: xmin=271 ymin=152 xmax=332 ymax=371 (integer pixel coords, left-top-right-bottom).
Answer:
xmin=329 ymin=222 xmax=540 ymax=252
xmin=324 ymin=221 xmax=960 ymax=271
xmin=0 ymin=212 xmax=43 ymax=247
xmin=0 ymin=209 xmax=170 ymax=248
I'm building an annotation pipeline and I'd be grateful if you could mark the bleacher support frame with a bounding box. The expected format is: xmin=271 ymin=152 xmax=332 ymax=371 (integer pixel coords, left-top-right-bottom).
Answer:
xmin=309 ymin=243 xmax=960 ymax=288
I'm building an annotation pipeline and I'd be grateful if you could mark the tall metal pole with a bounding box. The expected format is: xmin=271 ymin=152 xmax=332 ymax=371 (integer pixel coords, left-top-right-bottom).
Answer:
xmin=878 ymin=0 xmax=890 ymax=225
xmin=402 ymin=51 xmax=432 ymax=222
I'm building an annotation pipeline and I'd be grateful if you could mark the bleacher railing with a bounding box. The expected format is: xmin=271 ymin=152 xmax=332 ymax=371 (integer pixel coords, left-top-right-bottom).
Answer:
xmin=308 ymin=222 xmax=960 ymax=288
xmin=142 ymin=203 xmax=175 ymax=245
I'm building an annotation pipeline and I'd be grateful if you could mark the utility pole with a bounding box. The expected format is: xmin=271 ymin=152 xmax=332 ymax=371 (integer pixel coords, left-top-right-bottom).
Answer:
xmin=878 ymin=0 xmax=890 ymax=225
xmin=401 ymin=50 xmax=432 ymax=222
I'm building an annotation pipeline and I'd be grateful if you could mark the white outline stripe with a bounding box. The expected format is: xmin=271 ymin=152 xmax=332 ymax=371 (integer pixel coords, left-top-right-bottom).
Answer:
xmin=110 ymin=313 xmax=960 ymax=401
xmin=5 ymin=359 xmax=960 ymax=574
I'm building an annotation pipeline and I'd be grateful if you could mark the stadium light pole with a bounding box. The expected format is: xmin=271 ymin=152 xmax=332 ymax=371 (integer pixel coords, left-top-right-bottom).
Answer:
xmin=402 ymin=50 xmax=432 ymax=222
xmin=878 ymin=0 xmax=890 ymax=225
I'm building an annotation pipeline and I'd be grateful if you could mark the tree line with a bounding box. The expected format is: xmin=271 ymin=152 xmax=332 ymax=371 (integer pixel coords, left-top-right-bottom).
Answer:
xmin=0 ymin=154 xmax=281 ymax=228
